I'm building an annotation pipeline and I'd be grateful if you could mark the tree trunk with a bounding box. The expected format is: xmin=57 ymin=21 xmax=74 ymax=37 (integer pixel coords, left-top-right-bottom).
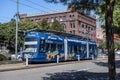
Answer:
xmin=105 ymin=0 xmax=116 ymax=80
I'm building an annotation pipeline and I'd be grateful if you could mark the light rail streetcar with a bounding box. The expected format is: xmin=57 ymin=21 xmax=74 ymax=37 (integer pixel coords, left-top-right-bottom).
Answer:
xmin=21 ymin=29 xmax=98 ymax=63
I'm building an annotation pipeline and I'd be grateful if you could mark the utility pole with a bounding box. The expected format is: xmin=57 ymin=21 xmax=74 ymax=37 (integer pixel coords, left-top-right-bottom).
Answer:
xmin=15 ymin=0 xmax=19 ymax=60
xmin=83 ymin=28 xmax=89 ymax=59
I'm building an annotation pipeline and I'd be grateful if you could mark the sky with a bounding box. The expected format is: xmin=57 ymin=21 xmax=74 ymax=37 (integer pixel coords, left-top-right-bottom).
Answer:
xmin=0 ymin=0 xmax=67 ymax=23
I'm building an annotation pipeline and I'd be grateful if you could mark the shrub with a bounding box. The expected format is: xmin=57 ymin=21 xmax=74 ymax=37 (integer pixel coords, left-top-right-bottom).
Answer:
xmin=0 ymin=53 xmax=8 ymax=61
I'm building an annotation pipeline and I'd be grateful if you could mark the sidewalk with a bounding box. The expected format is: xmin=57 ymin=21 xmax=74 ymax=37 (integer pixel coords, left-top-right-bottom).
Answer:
xmin=0 ymin=57 xmax=109 ymax=72
xmin=0 ymin=61 xmax=80 ymax=72
xmin=0 ymin=63 xmax=29 ymax=72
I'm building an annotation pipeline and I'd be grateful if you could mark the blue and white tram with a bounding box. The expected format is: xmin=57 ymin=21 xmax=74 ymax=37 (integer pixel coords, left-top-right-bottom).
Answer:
xmin=21 ymin=29 xmax=98 ymax=62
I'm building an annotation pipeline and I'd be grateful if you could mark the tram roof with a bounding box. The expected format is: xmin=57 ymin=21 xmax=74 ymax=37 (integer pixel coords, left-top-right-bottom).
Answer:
xmin=19 ymin=28 xmax=90 ymax=40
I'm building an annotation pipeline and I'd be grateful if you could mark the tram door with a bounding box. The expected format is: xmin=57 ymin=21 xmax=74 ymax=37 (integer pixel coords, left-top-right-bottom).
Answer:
xmin=81 ymin=44 xmax=87 ymax=59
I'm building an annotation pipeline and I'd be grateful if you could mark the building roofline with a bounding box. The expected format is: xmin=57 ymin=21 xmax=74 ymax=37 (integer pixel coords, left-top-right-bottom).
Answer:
xmin=77 ymin=11 xmax=96 ymax=21
xmin=21 ymin=10 xmax=96 ymax=21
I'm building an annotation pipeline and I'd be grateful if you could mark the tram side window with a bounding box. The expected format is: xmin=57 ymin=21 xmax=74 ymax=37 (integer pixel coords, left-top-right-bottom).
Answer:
xmin=46 ymin=43 xmax=50 ymax=51
xmin=68 ymin=45 xmax=72 ymax=53
xmin=72 ymin=45 xmax=74 ymax=53
xmin=25 ymin=38 xmax=37 ymax=42
xmin=51 ymin=43 xmax=57 ymax=51
xmin=74 ymin=45 xmax=78 ymax=53
xmin=58 ymin=44 xmax=62 ymax=50
xmin=78 ymin=45 xmax=81 ymax=52
xmin=89 ymin=45 xmax=92 ymax=51
xmin=40 ymin=39 xmax=45 ymax=52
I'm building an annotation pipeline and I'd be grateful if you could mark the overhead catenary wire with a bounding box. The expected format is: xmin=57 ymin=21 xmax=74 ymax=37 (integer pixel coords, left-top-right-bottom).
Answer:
xmin=0 ymin=16 xmax=13 ymax=22
xmin=0 ymin=16 xmax=11 ymax=19
xmin=26 ymin=0 xmax=55 ymax=12
xmin=10 ymin=0 xmax=49 ymax=13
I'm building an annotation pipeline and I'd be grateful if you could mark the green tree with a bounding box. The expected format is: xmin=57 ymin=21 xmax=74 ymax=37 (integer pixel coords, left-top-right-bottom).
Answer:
xmin=113 ymin=2 xmax=120 ymax=36
xmin=18 ymin=19 xmax=37 ymax=50
xmin=45 ymin=0 xmax=116 ymax=79
xmin=113 ymin=3 xmax=120 ymax=28
xmin=19 ymin=19 xmax=37 ymax=30
xmin=2 ymin=19 xmax=16 ymax=53
xmin=99 ymin=41 xmax=106 ymax=49
xmin=0 ymin=53 xmax=8 ymax=61
xmin=98 ymin=1 xmax=120 ymax=36
xmin=50 ymin=19 xmax=64 ymax=31
xmin=37 ymin=18 xmax=50 ymax=29
xmin=0 ymin=19 xmax=37 ymax=53
xmin=0 ymin=23 xmax=5 ymax=43
xmin=99 ymin=41 xmax=120 ymax=50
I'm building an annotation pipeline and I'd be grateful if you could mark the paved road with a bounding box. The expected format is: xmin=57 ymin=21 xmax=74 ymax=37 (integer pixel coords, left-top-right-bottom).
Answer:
xmin=0 ymin=59 xmax=120 ymax=80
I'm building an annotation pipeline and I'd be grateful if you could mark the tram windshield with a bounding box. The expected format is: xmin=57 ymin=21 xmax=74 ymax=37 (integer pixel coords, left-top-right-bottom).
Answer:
xmin=24 ymin=45 xmax=37 ymax=52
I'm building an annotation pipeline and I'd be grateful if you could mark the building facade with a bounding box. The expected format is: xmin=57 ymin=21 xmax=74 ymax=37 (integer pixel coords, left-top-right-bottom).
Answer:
xmin=96 ymin=27 xmax=120 ymax=46
xmin=20 ymin=9 xmax=96 ymax=41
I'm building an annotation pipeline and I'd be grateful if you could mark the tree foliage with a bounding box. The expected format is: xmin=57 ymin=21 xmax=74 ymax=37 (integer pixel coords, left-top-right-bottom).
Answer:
xmin=37 ymin=18 xmax=50 ymax=29
xmin=0 ymin=19 xmax=37 ymax=53
xmin=99 ymin=41 xmax=120 ymax=49
xmin=0 ymin=53 xmax=8 ymax=61
xmin=97 ymin=0 xmax=120 ymax=36
xmin=50 ymin=19 xmax=64 ymax=31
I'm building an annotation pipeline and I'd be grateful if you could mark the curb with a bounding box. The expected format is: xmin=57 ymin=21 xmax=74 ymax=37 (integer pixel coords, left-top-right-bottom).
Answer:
xmin=0 ymin=58 xmax=109 ymax=72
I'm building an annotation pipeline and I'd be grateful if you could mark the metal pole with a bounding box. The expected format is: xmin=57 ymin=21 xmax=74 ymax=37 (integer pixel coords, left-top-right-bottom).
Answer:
xmin=86 ymin=32 xmax=89 ymax=59
xmin=26 ymin=54 xmax=28 ymax=66
xmin=64 ymin=37 xmax=67 ymax=60
xmin=15 ymin=0 xmax=19 ymax=60
xmin=57 ymin=55 xmax=59 ymax=64
xmin=77 ymin=55 xmax=80 ymax=61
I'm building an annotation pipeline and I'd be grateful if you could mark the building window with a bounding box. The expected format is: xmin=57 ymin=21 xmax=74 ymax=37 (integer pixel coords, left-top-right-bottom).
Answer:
xmin=91 ymin=28 xmax=93 ymax=31
xmin=78 ymin=21 xmax=81 ymax=25
xmin=31 ymin=19 xmax=33 ymax=22
xmin=55 ymin=17 xmax=58 ymax=21
xmin=70 ymin=23 xmax=75 ymax=28
xmin=73 ymin=30 xmax=75 ymax=34
xmin=70 ymin=31 xmax=72 ymax=33
xmin=70 ymin=15 xmax=75 ymax=20
xmin=72 ymin=15 xmax=75 ymax=19
xmin=88 ymin=26 xmax=90 ymax=30
xmin=82 ymin=24 xmax=84 ymax=28
xmin=59 ymin=16 xmax=63 ymax=21
xmin=70 ymin=23 xmax=72 ymax=28
xmin=46 ymin=18 xmax=50 ymax=22
xmin=73 ymin=23 xmax=75 ymax=28
xmin=63 ymin=16 xmax=66 ymax=21
xmin=86 ymin=25 xmax=87 ymax=28
xmin=35 ymin=19 xmax=39 ymax=23
xmin=61 ymin=23 xmax=66 ymax=29
xmin=51 ymin=17 xmax=54 ymax=22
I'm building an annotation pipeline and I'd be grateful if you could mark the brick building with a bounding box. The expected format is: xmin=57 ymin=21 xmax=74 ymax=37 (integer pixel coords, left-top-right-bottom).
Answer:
xmin=20 ymin=9 xmax=96 ymax=41
xmin=96 ymin=27 xmax=120 ymax=46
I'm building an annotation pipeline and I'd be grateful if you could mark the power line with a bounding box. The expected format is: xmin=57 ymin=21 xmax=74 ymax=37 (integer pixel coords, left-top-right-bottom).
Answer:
xmin=10 ymin=0 xmax=48 ymax=13
xmin=0 ymin=16 xmax=11 ymax=19
xmin=26 ymin=0 xmax=55 ymax=12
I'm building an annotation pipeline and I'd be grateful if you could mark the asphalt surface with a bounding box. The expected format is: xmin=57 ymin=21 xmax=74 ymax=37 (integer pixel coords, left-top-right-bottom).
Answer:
xmin=0 ymin=58 xmax=120 ymax=80
xmin=0 ymin=59 xmax=95 ymax=72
